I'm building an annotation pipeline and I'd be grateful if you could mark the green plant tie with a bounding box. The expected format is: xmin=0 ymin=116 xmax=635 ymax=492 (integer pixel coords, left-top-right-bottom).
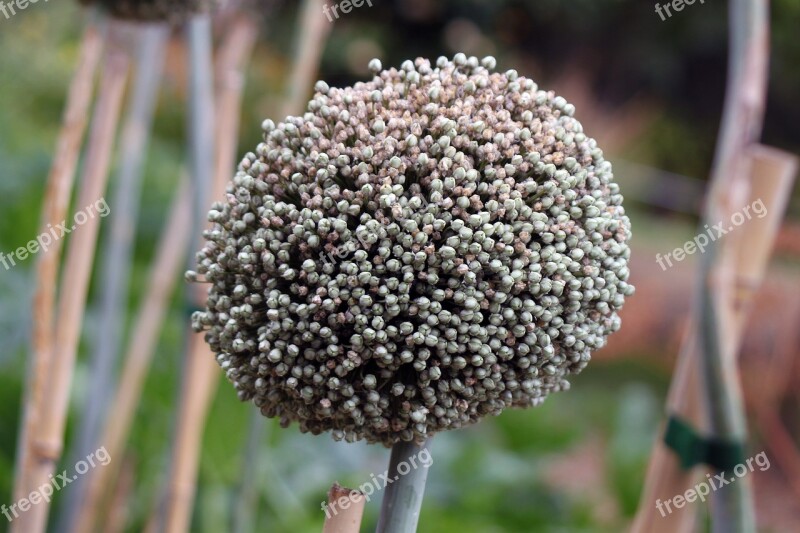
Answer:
xmin=664 ymin=415 xmax=746 ymax=471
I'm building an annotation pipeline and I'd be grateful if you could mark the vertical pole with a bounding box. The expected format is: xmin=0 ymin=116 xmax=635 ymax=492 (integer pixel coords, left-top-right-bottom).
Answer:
xmin=376 ymin=440 xmax=431 ymax=533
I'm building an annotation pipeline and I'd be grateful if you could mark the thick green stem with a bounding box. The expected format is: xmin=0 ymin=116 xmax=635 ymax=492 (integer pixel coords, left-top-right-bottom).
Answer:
xmin=376 ymin=439 xmax=431 ymax=533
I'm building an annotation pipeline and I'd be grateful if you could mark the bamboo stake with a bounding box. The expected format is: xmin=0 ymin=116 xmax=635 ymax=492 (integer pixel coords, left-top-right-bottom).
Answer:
xmin=732 ymin=145 xmax=797 ymax=291
xmin=151 ymin=12 xmax=216 ymax=531
xmin=75 ymin=11 xmax=263 ymax=533
xmin=322 ymin=484 xmax=366 ymax=533
xmin=210 ymin=14 xmax=260 ymax=203
xmin=72 ymin=176 xmax=193 ymax=533
xmin=629 ymin=336 xmax=701 ymax=533
xmin=158 ymin=13 xmax=259 ymax=533
xmin=281 ymin=0 xmax=332 ymax=118
xmin=160 ymin=335 xmax=220 ymax=533
xmin=376 ymin=439 xmax=431 ymax=533
xmin=12 ymin=23 xmax=131 ymax=533
xmin=630 ymin=146 xmax=797 ymax=533
xmin=633 ymin=1 xmax=772 ymax=530
xmin=12 ymin=12 xmax=106 ymax=513
xmin=101 ymin=456 xmax=136 ymax=533
xmin=60 ymin=22 xmax=169 ymax=533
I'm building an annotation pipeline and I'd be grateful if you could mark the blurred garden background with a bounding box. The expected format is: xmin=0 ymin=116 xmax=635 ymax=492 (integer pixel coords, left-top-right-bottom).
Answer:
xmin=1 ymin=0 xmax=799 ymax=531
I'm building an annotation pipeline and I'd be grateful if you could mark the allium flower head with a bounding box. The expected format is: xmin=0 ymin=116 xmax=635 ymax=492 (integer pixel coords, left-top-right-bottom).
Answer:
xmin=191 ymin=54 xmax=635 ymax=446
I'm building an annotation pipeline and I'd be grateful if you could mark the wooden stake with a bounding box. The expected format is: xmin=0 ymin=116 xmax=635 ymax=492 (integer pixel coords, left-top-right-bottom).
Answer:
xmin=732 ymin=145 xmax=798 ymax=291
xmin=630 ymin=326 xmax=701 ymax=533
xmin=101 ymin=456 xmax=136 ymax=533
xmin=12 ymin=12 xmax=106 ymax=515
xmin=160 ymin=334 xmax=221 ymax=533
xmin=631 ymin=145 xmax=796 ymax=533
xmin=60 ymin=22 xmax=169 ymax=533
xmin=633 ymin=1 xmax=772 ymax=531
xmin=282 ymin=0 xmax=332 ymax=118
xmin=72 ymin=176 xmax=193 ymax=533
xmin=322 ymin=484 xmax=366 ymax=533
xmin=210 ymin=14 xmax=260 ymax=202
xmin=13 ymin=22 xmax=131 ymax=533
xmin=157 ymin=13 xmax=259 ymax=533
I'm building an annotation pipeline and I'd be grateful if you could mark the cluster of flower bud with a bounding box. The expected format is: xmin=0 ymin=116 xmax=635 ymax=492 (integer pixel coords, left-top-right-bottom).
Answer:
xmin=190 ymin=54 xmax=634 ymax=446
